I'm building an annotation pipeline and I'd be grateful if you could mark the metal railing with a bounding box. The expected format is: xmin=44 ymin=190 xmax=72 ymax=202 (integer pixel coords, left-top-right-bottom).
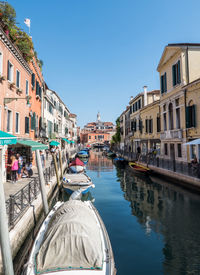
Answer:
xmin=116 ymin=149 xmax=200 ymax=179
xmin=5 ymin=160 xmax=59 ymax=228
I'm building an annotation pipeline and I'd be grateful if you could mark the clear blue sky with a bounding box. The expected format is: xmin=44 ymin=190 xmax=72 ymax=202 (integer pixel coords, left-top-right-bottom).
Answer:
xmin=8 ymin=0 xmax=200 ymax=127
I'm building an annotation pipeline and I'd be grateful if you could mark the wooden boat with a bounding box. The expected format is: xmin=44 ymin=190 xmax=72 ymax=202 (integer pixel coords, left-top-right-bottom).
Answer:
xmin=77 ymin=150 xmax=89 ymax=158
xmin=25 ymin=200 xmax=116 ymax=274
xmin=129 ymin=162 xmax=151 ymax=174
xmin=69 ymin=157 xmax=85 ymax=173
xmin=62 ymin=173 xmax=95 ymax=194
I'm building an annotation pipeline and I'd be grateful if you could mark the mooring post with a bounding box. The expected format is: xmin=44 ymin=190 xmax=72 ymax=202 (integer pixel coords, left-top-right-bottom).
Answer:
xmin=59 ymin=150 xmax=63 ymax=179
xmin=53 ymin=153 xmax=60 ymax=186
xmin=0 ymin=179 xmax=14 ymax=275
xmin=35 ymin=150 xmax=49 ymax=216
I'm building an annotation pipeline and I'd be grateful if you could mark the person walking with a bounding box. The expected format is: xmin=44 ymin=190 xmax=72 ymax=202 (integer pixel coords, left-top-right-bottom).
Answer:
xmin=16 ymin=153 xmax=23 ymax=180
xmin=40 ymin=150 xmax=46 ymax=169
xmin=10 ymin=155 xmax=18 ymax=183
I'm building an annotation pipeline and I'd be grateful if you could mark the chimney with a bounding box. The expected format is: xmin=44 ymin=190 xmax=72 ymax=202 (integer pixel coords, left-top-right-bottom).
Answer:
xmin=143 ymin=85 xmax=147 ymax=106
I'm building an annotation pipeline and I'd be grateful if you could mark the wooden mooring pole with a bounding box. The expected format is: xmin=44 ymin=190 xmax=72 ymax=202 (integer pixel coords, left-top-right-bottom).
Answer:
xmin=0 ymin=179 xmax=14 ymax=275
xmin=35 ymin=150 xmax=49 ymax=216
xmin=53 ymin=153 xmax=60 ymax=186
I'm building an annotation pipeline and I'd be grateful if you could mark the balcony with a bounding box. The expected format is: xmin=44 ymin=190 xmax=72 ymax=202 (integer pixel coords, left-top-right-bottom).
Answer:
xmin=160 ymin=129 xmax=183 ymax=140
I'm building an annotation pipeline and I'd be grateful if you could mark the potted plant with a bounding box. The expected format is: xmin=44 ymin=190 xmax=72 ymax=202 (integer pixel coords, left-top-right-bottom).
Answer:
xmin=9 ymin=82 xmax=15 ymax=89
xmin=16 ymin=88 xmax=23 ymax=94
xmin=0 ymin=75 xmax=6 ymax=82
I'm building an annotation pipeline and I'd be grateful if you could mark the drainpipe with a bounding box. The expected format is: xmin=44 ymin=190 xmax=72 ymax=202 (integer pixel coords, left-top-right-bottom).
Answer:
xmin=185 ymin=47 xmax=189 ymax=85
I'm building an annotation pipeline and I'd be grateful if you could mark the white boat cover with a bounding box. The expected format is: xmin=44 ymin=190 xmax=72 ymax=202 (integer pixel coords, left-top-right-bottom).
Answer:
xmin=36 ymin=200 xmax=103 ymax=273
xmin=64 ymin=173 xmax=91 ymax=183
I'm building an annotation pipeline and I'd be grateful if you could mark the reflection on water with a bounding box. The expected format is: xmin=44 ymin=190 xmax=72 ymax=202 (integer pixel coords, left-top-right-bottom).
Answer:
xmin=117 ymin=165 xmax=200 ymax=274
xmin=86 ymin=149 xmax=114 ymax=176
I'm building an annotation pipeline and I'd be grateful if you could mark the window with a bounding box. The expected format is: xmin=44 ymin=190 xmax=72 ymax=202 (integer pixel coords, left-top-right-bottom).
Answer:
xmin=164 ymin=143 xmax=168 ymax=155
xmin=139 ymin=119 xmax=142 ymax=133
xmin=176 ymin=108 xmax=181 ymax=129
xmin=157 ymin=116 xmax=161 ymax=132
xmin=16 ymin=70 xmax=20 ymax=88
xmin=31 ymin=73 xmax=35 ymax=89
xmin=7 ymin=60 xmax=13 ymax=82
xmin=130 ymin=105 xmax=132 ymax=114
xmin=25 ymin=117 xmax=29 ymax=134
xmin=7 ymin=110 xmax=12 ymax=132
xmin=95 ymin=136 xmax=96 ymax=139
xmin=138 ymin=99 xmax=141 ymax=109
xmin=191 ymin=145 xmax=196 ymax=160
xmin=15 ymin=112 xmax=19 ymax=133
xmin=186 ymin=104 xmax=196 ymax=128
xmin=160 ymin=72 xmax=167 ymax=93
xmin=0 ymin=51 xmax=3 ymax=75
xmin=163 ymin=113 xmax=167 ymax=131
xmin=168 ymin=103 xmax=174 ymax=130
xmin=177 ymin=144 xmax=182 ymax=157
xmin=149 ymin=119 xmax=153 ymax=133
xmin=26 ymin=80 xmax=29 ymax=95
xmin=172 ymin=60 xmax=181 ymax=86
xmin=31 ymin=112 xmax=36 ymax=130
xmin=36 ymin=81 xmax=40 ymax=96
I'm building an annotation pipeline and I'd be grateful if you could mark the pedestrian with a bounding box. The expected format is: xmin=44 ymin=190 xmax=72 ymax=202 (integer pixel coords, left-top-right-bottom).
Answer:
xmin=46 ymin=149 xmax=49 ymax=161
xmin=10 ymin=155 xmax=18 ymax=183
xmin=16 ymin=153 xmax=23 ymax=180
xmin=40 ymin=150 xmax=46 ymax=168
xmin=136 ymin=146 xmax=141 ymax=161
xmin=25 ymin=159 xmax=33 ymax=177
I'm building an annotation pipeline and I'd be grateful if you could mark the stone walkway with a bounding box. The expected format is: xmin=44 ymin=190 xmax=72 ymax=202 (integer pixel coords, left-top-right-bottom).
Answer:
xmin=3 ymin=158 xmax=53 ymax=201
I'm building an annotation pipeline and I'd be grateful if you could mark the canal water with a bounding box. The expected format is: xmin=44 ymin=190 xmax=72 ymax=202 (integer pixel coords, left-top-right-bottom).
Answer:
xmin=82 ymin=150 xmax=200 ymax=275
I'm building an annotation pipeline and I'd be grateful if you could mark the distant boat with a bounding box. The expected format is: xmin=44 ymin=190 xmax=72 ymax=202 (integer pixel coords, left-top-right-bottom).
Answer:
xmin=69 ymin=157 xmax=85 ymax=173
xmin=25 ymin=200 xmax=116 ymax=274
xmin=129 ymin=161 xmax=151 ymax=174
xmin=107 ymin=151 xmax=116 ymax=158
xmin=113 ymin=157 xmax=126 ymax=163
xmin=77 ymin=150 xmax=89 ymax=158
xmin=62 ymin=173 xmax=94 ymax=194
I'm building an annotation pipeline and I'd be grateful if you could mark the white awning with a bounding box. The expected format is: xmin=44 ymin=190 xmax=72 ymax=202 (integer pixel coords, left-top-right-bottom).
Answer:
xmin=183 ymin=139 xmax=200 ymax=145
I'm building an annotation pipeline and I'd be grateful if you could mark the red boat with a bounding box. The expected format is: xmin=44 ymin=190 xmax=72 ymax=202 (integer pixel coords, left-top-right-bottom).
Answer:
xmin=69 ymin=158 xmax=85 ymax=173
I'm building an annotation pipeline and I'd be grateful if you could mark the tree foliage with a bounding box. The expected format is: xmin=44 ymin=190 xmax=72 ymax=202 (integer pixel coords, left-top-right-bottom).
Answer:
xmin=111 ymin=117 xmax=121 ymax=144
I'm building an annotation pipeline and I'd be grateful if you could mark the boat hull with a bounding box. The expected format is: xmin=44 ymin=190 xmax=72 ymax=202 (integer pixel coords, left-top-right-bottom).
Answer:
xmin=63 ymin=186 xmax=91 ymax=194
xmin=69 ymin=165 xmax=85 ymax=173
xmin=129 ymin=162 xmax=151 ymax=174
xmin=25 ymin=201 xmax=116 ymax=274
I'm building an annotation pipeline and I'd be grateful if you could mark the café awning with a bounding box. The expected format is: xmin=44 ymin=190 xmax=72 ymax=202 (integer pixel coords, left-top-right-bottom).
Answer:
xmin=49 ymin=140 xmax=60 ymax=146
xmin=17 ymin=140 xmax=48 ymax=151
xmin=0 ymin=131 xmax=17 ymax=145
xmin=183 ymin=139 xmax=200 ymax=145
xmin=70 ymin=140 xmax=75 ymax=144
xmin=62 ymin=138 xmax=71 ymax=144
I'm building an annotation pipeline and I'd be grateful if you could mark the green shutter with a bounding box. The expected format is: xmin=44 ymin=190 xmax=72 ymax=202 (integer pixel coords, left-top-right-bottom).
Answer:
xmin=33 ymin=112 xmax=36 ymax=130
xmin=160 ymin=75 xmax=164 ymax=94
xmin=192 ymin=105 xmax=196 ymax=127
xmin=164 ymin=72 xmax=167 ymax=92
xmin=7 ymin=60 xmax=9 ymax=80
xmin=177 ymin=60 xmax=181 ymax=84
xmin=186 ymin=106 xmax=190 ymax=128
xmin=32 ymin=73 xmax=35 ymax=89
xmin=172 ymin=64 xmax=176 ymax=86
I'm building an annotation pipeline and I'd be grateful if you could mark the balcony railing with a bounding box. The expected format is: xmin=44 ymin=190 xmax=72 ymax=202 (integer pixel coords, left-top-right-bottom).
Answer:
xmin=160 ymin=129 xmax=183 ymax=140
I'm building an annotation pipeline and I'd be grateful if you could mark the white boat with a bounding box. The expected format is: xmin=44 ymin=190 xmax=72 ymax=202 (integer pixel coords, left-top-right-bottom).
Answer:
xmin=62 ymin=173 xmax=95 ymax=195
xmin=25 ymin=200 xmax=116 ymax=274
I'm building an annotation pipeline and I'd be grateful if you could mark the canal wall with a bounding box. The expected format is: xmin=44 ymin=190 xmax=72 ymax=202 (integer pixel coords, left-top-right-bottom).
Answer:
xmin=0 ymin=159 xmax=70 ymax=274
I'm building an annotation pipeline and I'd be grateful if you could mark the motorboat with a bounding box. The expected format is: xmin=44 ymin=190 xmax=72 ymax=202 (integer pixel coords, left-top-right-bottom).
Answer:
xmin=62 ymin=173 xmax=94 ymax=194
xmin=25 ymin=200 xmax=116 ymax=274
xmin=69 ymin=158 xmax=85 ymax=173
xmin=77 ymin=150 xmax=89 ymax=158
xmin=129 ymin=162 xmax=151 ymax=174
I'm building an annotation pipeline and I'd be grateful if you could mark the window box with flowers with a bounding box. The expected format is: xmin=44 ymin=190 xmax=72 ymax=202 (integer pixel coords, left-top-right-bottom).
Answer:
xmin=16 ymin=88 xmax=23 ymax=95
xmin=0 ymin=75 xmax=6 ymax=83
xmin=9 ymin=82 xmax=15 ymax=90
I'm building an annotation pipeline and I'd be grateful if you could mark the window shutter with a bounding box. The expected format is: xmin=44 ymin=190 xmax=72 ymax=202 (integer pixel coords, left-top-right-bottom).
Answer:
xmin=177 ymin=60 xmax=181 ymax=84
xmin=160 ymin=75 xmax=164 ymax=94
xmin=164 ymin=72 xmax=167 ymax=92
xmin=172 ymin=65 xmax=176 ymax=86
xmin=7 ymin=60 xmax=10 ymax=80
xmin=33 ymin=112 xmax=36 ymax=130
xmin=145 ymin=119 xmax=148 ymax=133
xmin=157 ymin=116 xmax=160 ymax=132
xmin=25 ymin=117 xmax=29 ymax=133
xmin=186 ymin=106 xmax=190 ymax=128
xmin=192 ymin=105 xmax=196 ymax=127
xmin=32 ymin=73 xmax=35 ymax=89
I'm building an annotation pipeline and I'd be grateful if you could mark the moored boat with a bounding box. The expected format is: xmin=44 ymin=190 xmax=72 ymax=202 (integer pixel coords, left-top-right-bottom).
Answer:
xmin=25 ymin=200 xmax=116 ymax=274
xmin=129 ymin=161 xmax=151 ymax=174
xmin=62 ymin=173 xmax=94 ymax=194
xmin=69 ymin=157 xmax=85 ymax=173
xmin=77 ymin=150 xmax=89 ymax=158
